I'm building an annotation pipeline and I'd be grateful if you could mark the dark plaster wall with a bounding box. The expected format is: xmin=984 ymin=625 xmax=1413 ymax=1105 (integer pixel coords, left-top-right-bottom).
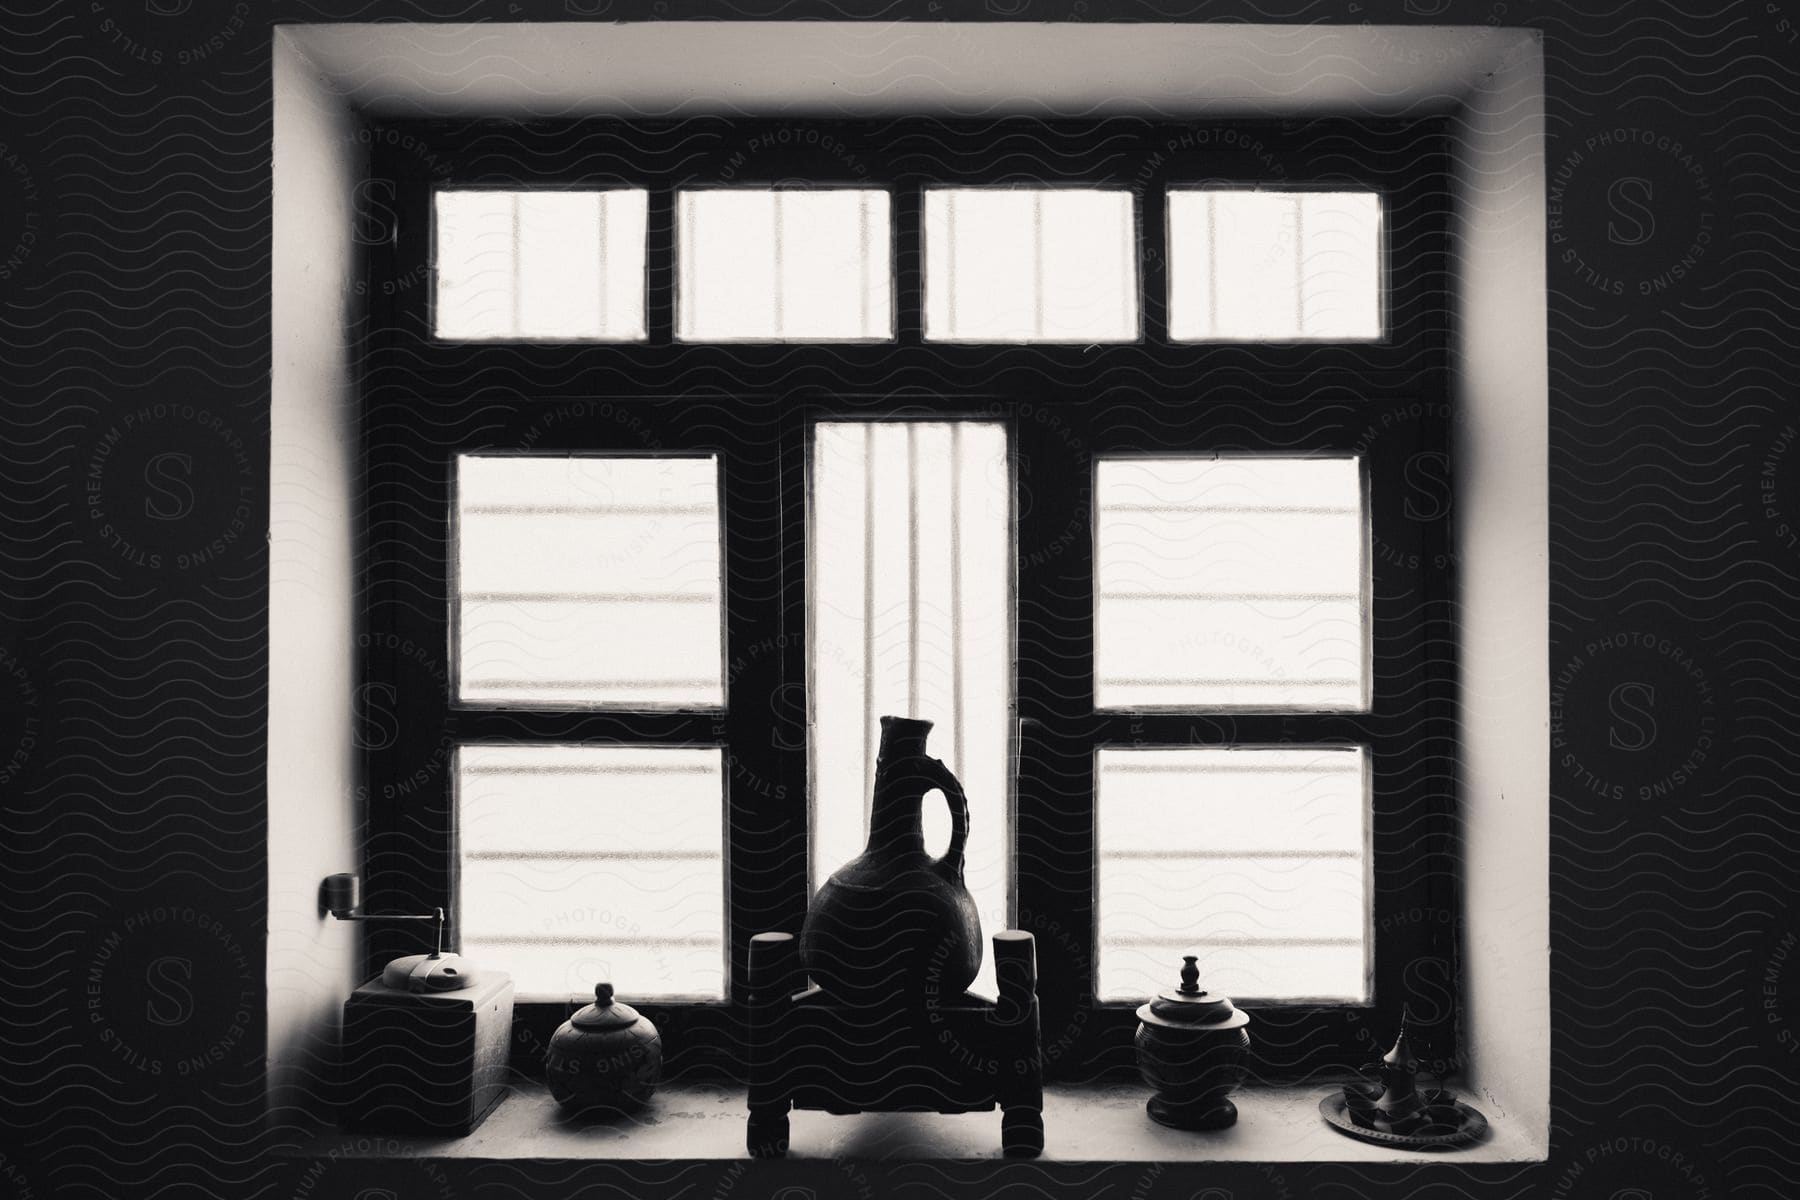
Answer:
xmin=0 ymin=2 xmax=1792 ymax=1197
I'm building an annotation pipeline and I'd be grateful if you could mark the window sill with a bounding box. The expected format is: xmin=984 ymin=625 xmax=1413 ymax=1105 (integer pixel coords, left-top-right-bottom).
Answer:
xmin=286 ymin=1080 xmax=1542 ymax=1163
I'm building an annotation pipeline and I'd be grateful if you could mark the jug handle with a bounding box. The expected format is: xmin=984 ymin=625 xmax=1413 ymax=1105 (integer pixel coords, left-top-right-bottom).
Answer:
xmin=925 ymin=756 xmax=970 ymax=880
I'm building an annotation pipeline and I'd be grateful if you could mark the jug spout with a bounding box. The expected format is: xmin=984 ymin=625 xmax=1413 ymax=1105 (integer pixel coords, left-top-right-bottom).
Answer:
xmin=878 ymin=715 xmax=934 ymax=754
xmin=868 ymin=716 xmax=935 ymax=856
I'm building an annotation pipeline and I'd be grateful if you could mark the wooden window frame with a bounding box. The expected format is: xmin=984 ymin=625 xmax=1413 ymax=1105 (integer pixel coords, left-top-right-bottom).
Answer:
xmin=356 ymin=115 xmax=1457 ymax=1083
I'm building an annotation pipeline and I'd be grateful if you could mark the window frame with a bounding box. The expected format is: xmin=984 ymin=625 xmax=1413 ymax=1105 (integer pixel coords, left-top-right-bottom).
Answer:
xmin=356 ymin=115 xmax=1457 ymax=1083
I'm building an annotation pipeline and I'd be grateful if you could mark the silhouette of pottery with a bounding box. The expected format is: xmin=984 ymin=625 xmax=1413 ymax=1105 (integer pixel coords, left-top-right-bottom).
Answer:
xmin=546 ymin=983 xmax=662 ymax=1114
xmin=800 ymin=716 xmax=982 ymax=1008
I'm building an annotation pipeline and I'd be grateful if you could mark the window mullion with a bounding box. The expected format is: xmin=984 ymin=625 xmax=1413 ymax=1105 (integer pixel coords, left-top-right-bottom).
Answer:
xmin=894 ymin=180 xmax=923 ymax=344
xmin=648 ymin=187 xmax=675 ymax=344
xmin=720 ymin=428 xmax=802 ymax=1005
xmin=1012 ymin=400 xmax=1103 ymax=1074
xmin=1141 ymin=178 xmax=1168 ymax=344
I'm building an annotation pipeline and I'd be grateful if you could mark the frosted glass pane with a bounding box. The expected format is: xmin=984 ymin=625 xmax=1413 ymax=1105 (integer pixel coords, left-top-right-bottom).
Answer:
xmin=458 ymin=744 xmax=725 ymax=999
xmin=924 ymin=189 xmax=1138 ymax=342
xmin=434 ymin=191 xmax=515 ymax=338
xmin=1168 ymin=190 xmax=1381 ymax=341
xmin=1300 ymin=192 xmax=1383 ymax=336
xmin=1095 ymin=456 xmax=1367 ymax=710
xmin=1097 ymin=745 xmax=1369 ymax=1002
xmin=456 ymin=455 xmax=723 ymax=707
xmin=435 ymin=190 xmax=647 ymax=340
xmin=677 ymin=189 xmax=891 ymax=341
xmin=810 ymin=422 xmax=1012 ymax=999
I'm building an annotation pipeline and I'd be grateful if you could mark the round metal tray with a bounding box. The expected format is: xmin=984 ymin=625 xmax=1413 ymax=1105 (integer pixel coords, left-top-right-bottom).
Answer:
xmin=1318 ymin=1091 xmax=1489 ymax=1150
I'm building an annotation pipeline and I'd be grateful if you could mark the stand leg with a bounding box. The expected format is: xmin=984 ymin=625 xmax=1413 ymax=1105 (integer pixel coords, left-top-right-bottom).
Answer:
xmin=747 ymin=932 xmax=800 ymax=1159
xmin=747 ymin=1105 xmax=791 ymax=1159
xmin=1002 ymin=1107 xmax=1045 ymax=1158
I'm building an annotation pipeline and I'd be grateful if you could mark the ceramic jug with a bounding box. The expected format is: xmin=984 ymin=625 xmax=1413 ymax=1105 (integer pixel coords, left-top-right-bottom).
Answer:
xmin=799 ymin=716 xmax=982 ymax=1007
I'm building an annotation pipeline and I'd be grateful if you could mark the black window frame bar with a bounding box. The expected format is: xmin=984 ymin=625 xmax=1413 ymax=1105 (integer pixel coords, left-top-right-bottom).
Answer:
xmin=357 ymin=115 xmax=1457 ymax=1082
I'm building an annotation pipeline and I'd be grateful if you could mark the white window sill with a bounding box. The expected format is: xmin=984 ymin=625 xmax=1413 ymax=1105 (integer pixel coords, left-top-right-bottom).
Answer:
xmin=289 ymin=1080 xmax=1543 ymax=1163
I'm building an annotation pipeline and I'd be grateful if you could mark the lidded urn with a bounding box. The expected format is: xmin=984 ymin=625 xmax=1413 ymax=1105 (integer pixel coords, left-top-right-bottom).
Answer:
xmin=545 ymin=983 xmax=663 ymax=1114
xmin=1134 ymin=956 xmax=1252 ymax=1130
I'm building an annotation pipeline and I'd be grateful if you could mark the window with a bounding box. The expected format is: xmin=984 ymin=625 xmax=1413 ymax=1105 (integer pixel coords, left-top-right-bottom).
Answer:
xmin=1092 ymin=455 xmax=1369 ymax=711
xmin=677 ymin=188 xmax=892 ymax=341
xmin=923 ymin=188 xmax=1139 ymax=342
xmin=453 ymin=453 xmax=725 ymax=708
xmin=1091 ymin=453 xmax=1374 ymax=1005
xmin=1166 ymin=189 xmax=1382 ymax=340
xmin=1096 ymin=744 xmax=1370 ymax=1002
xmin=458 ymin=743 xmax=726 ymax=998
xmin=449 ymin=453 xmax=729 ymax=999
xmin=359 ymin=116 xmax=1455 ymax=1080
xmin=434 ymin=189 xmax=648 ymax=340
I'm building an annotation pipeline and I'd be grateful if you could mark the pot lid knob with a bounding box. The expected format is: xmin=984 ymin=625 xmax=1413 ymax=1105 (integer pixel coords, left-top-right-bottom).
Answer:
xmin=1149 ymin=955 xmax=1238 ymax=1023
xmin=571 ymin=981 xmax=642 ymax=1031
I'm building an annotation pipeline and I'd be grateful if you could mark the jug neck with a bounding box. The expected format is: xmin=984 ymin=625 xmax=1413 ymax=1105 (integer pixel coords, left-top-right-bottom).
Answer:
xmin=867 ymin=717 xmax=934 ymax=856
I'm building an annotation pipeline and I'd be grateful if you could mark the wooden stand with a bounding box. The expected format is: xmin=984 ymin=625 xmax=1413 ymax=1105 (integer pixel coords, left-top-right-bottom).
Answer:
xmin=746 ymin=929 xmax=1044 ymax=1159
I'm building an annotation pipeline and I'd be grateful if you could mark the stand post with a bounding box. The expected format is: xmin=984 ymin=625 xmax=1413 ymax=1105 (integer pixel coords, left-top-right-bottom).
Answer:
xmin=746 ymin=932 xmax=798 ymax=1158
xmin=994 ymin=929 xmax=1045 ymax=1158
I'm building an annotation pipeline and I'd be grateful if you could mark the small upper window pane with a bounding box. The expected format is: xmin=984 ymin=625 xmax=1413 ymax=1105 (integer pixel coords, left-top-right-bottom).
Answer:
xmin=677 ymin=189 xmax=891 ymax=341
xmin=1168 ymin=190 xmax=1381 ymax=341
xmin=1094 ymin=456 xmax=1368 ymax=711
xmin=455 ymin=454 xmax=724 ymax=708
xmin=435 ymin=190 xmax=648 ymax=341
xmin=924 ymin=189 xmax=1138 ymax=343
